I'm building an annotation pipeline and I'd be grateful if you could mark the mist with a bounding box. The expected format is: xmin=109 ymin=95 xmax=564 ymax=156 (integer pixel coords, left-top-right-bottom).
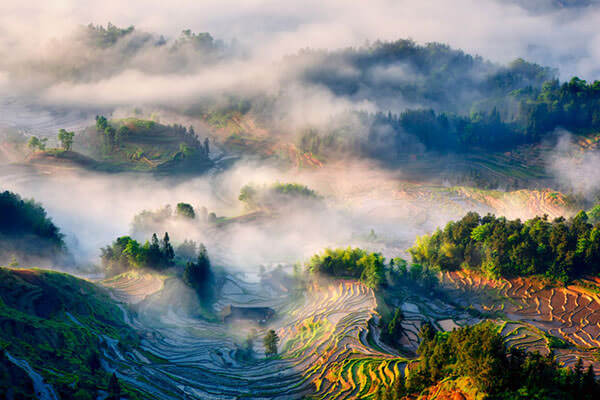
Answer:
xmin=0 ymin=153 xmax=565 ymax=277
xmin=0 ymin=0 xmax=599 ymax=114
xmin=0 ymin=1 xmax=594 ymax=271
xmin=546 ymin=130 xmax=600 ymax=200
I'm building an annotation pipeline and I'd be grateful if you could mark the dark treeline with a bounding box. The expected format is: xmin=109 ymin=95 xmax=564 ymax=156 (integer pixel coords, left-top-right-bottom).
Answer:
xmin=376 ymin=322 xmax=600 ymax=399
xmin=292 ymin=41 xmax=554 ymax=115
xmin=0 ymin=190 xmax=65 ymax=263
xmin=299 ymin=77 xmax=600 ymax=158
xmin=182 ymin=243 xmax=214 ymax=303
xmin=291 ymin=41 xmax=600 ymax=158
xmin=409 ymin=210 xmax=600 ymax=283
xmin=0 ymin=191 xmax=63 ymax=246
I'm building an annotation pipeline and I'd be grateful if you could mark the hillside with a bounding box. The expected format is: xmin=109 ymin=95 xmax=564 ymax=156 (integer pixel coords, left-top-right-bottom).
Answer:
xmin=84 ymin=117 xmax=213 ymax=174
xmin=0 ymin=190 xmax=67 ymax=266
xmin=0 ymin=267 xmax=141 ymax=399
xmin=23 ymin=117 xmax=215 ymax=174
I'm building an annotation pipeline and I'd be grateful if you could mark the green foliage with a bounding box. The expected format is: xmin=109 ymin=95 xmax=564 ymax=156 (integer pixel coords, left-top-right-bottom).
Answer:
xmin=409 ymin=211 xmax=600 ymax=283
xmin=394 ymin=322 xmax=600 ymax=399
xmin=290 ymin=41 xmax=600 ymax=159
xmin=176 ymin=202 xmax=195 ymax=219
xmin=379 ymin=307 xmax=404 ymax=348
xmin=182 ymin=243 xmax=213 ymax=302
xmin=272 ymin=182 xmax=320 ymax=198
xmin=108 ymin=372 xmax=121 ymax=400
xmin=104 ymin=126 xmax=116 ymax=151
xmin=239 ymin=182 xmax=321 ymax=210
xmin=87 ymin=116 xmax=212 ymax=172
xmin=85 ymin=23 xmax=134 ymax=48
xmin=57 ymin=129 xmax=74 ymax=151
xmin=100 ymin=232 xmax=175 ymax=276
xmin=116 ymin=125 xmax=130 ymax=143
xmin=175 ymin=30 xmax=219 ymax=53
xmin=27 ymin=136 xmax=47 ymax=151
xmin=263 ymin=329 xmax=279 ymax=356
xmin=238 ymin=184 xmax=258 ymax=208
xmin=95 ymin=115 xmax=108 ymax=131
xmin=587 ymin=204 xmax=600 ymax=225
xmin=518 ymin=77 xmax=600 ymax=141
xmin=307 ymin=247 xmax=385 ymax=289
xmin=0 ymin=268 xmax=138 ymax=399
xmin=0 ymin=190 xmax=65 ymax=262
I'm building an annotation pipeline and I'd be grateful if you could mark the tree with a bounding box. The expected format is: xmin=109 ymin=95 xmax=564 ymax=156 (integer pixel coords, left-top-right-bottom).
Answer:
xmin=308 ymin=247 xmax=386 ymax=289
xmin=176 ymin=239 xmax=197 ymax=260
xmin=107 ymin=373 xmax=121 ymax=400
xmin=161 ymin=232 xmax=175 ymax=265
xmin=176 ymin=202 xmax=195 ymax=219
xmin=95 ymin=115 xmax=108 ymax=131
xmin=146 ymin=233 xmax=163 ymax=268
xmin=104 ymin=126 xmax=116 ymax=151
xmin=87 ymin=351 xmax=101 ymax=374
xmin=208 ymin=212 xmax=217 ymax=223
xmin=116 ymin=126 xmax=130 ymax=145
xmin=238 ymin=185 xmax=257 ymax=208
xmin=263 ymin=330 xmax=279 ymax=356
xmin=58 ymin=129 xmax=75 ymax=151
xmin=183 ymin=243 xmax=212 ymax=300
xmin=101 ymin=232 xmax=176 ymax=275
xmin=27 ymin=136 xmax=47 ymax=151
xmin=380 ymin=308 xmax=404 ymax=346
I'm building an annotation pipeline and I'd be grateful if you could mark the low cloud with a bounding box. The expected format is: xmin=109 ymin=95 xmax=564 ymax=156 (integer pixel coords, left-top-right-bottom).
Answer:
xmin=546 ymin=130 xmax=600 ymax=199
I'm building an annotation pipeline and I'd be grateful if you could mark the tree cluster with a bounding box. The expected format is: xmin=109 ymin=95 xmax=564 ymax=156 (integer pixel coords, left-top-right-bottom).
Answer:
xmin=238 ymin=182 xmax=321 ymax=210
xmin=379 ymin=307 xmax=404 ymax=348
xmin=182 ymin=243 xmax=213 ymax=302
xmin=27 ymin=136 xmax=48 ymax=151
xmin=0 ymin=190 xmax=64 ymax=248
xmin=100 ymin=232 xmax=175 ymax=276
xmin=375 ymin=322 xmax=600 ymax=400
xmin=176 ymin=202 xmax=195 ymax=219
xmin=291 ymin=41 xmax=600 ymax=160
xmin=409 ymin=211 xmax=600 ymax=283
xmin=58 ymin=129 xmax=75 ymax=151
xmin=307 ymin=247 xmax=386 ymax=289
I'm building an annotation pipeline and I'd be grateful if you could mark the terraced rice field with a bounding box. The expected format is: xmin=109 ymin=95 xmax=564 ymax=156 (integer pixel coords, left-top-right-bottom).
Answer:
xmin=103 ymin=270 xmax=166 ymax=304
xmin=0 ymin=98 xmax=92 ymax=137
xmin=442 ymin=271 xmax=600 ymax=373
xmin=101 ymin=273 xmax=408 ymax=399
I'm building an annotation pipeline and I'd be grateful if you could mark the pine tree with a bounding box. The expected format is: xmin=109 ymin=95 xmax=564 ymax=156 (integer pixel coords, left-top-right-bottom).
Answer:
xmin=87 ymin=351 xmax=101 ymax=375
xmin=263 ymin=330 xmax=279 ymax=356
xmin=161 ymin=232 xmax=175 ymax=266
xmin=183 ymin=243 xmax=212 ymax=299
xmin=108 ymin=373 xmax=120 ymax=400
xmin=582 ymin=364 xmax=597 ymax=399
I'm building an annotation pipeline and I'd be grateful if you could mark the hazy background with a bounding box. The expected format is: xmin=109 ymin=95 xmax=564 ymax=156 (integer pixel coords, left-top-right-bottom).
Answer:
xmin=1 ymin=0 xmax=599 ymax=102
